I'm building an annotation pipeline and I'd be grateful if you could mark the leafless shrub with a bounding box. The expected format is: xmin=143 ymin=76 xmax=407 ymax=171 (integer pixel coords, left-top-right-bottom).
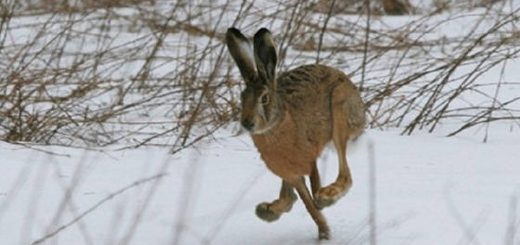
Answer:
xmin=0 ymin=0 xmax=519 ymax=150
xmin=362 ymin=5 xmax=520 ymax=136
xmin=1 ymin=0 xmax=239 ymax=152
xmin=15 ymin=0 xmax=156 ymax=15
xmin=430 ymin=0 xmax=504 ymax=12
xmin=311 ymin=0 xmax=413 ymax=15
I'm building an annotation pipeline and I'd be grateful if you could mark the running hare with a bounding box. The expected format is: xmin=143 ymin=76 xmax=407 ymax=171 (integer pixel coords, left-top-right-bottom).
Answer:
xmin=225 ymin=27 xmax=366 ymax=240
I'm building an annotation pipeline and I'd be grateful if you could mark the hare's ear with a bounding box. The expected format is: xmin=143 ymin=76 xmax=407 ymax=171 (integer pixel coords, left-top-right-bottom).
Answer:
xmin=225 ymin=28 xmax=257 ymax=84
xmin=253 ymin=28 xmax=277 ymax=86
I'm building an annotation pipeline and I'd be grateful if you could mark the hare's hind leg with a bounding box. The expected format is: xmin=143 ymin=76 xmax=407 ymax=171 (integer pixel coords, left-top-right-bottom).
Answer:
xmin=315 ymin=87 xmax=353 ymax=209
xmin=291 ymin=177 xmax=330 ymax=240
xmin=256 ymin=180 xmax=297 ymax=222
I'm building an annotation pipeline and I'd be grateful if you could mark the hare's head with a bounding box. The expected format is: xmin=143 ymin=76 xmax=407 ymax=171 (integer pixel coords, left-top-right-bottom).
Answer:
xmin=225 ymin=28 xmax=283 ymax=134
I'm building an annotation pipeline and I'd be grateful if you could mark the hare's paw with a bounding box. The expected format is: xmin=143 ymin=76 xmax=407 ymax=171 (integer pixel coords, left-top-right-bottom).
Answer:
xmin=315 ymin=183 xmax=349 ymax=209
xmin=319 ymin=229 xmax=330 ymax=240
xmin=255 ymin=202 xmax=281 ymax=222
xmin=255 ymin=196 xmax=296 ymax=222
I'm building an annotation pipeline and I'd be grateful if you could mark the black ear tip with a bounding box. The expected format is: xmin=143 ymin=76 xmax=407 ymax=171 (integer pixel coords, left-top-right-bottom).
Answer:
xmin=227 ymin=27 xmax=239 ymax=33
xmin=226 ymin=27 xmax=249 ymax=42
xmin=226 ymin=27 xmax=240 ymax=36
xmin=255 ymin=28 xmax=271 ymax=37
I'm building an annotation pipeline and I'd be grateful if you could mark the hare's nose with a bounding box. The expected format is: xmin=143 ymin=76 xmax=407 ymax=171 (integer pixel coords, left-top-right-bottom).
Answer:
xmin=241 ymin=119 xmax=255 ymax=131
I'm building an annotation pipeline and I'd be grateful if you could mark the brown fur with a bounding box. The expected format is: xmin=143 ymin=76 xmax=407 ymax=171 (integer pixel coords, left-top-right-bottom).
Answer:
xmin=225 ymin=28 xmax=366 ymax=240
xmin=251 ymin=64 xmax=364 ymax=180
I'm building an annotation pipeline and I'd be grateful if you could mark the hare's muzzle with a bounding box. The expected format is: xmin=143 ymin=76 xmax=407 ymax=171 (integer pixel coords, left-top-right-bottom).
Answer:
xmin=241 ymin=119 xmax=255 ymax=131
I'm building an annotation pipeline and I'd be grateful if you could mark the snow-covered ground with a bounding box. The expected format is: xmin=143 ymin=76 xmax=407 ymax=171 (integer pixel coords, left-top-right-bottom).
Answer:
xmin=1 ymin=127 xmax=519 ymax=245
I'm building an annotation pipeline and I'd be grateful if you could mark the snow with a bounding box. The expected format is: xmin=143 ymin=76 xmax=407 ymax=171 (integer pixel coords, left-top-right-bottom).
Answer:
xmin=1 ymin=128 xmax=519 ymax=244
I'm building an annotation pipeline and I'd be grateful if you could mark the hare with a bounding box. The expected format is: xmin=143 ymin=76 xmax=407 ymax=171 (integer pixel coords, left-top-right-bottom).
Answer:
xmin=225 ymin=27 xmax=366 ymax=240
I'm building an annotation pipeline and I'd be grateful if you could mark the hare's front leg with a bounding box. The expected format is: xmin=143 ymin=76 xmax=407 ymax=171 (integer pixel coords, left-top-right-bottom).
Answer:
xmin=309 ymin=162 xmax=321 ymax=199
xmin=256 ymin=180 xmax=297 ymax=222
xmin=291 ymin=177 xmax=330 ymax=240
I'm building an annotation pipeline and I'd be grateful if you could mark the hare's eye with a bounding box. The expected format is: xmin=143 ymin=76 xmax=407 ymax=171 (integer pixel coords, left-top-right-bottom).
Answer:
xmin=260 ymin=94 xmax=270 ymax=105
